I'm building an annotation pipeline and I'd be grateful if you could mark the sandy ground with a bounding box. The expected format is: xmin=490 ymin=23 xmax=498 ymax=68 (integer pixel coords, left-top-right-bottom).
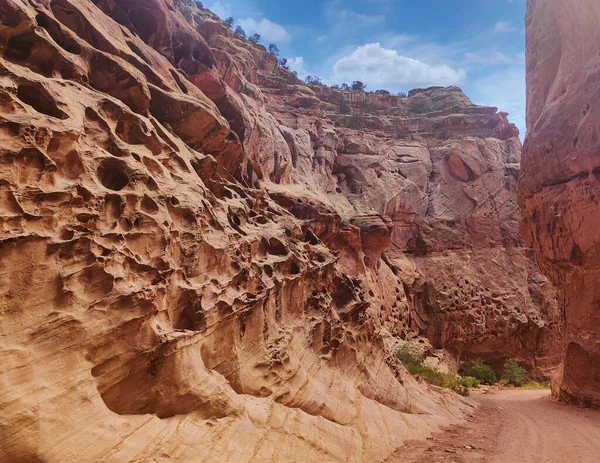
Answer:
xmin=387 ymin=389 xmax=600 ymax=463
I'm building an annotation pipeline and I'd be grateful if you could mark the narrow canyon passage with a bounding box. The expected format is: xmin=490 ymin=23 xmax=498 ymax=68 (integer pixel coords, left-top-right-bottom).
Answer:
xmin=391 ymin=390 xmax=600 ymax=463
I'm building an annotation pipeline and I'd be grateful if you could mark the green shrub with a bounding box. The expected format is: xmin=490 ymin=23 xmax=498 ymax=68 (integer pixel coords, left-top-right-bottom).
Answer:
xmin=522 ymin=381 xmax=545 ymax=389
xmin=464 ymin=360 xmax=498 ymax=384
xmin=350 ymin=218 xmax=369 ymax=228
xmin=404 ymin=362 xmax=456 ymax=388
xmin=502 ymin=359 xmax=529 ymax=386
xmin=338 ymin=97 xmax=351 ymax=114
xmin=397 ymin=345 xmax=476 ymax=397
xmin=396 ymin=344 xmax=424 ymax=365
xmin=454 ymin=386 xmax=470 ymax=397
xmin=458 ymin=376 xmax=480 ymax=388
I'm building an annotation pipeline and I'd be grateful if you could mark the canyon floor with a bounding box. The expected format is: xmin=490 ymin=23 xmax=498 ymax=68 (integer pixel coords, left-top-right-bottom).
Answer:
xmin=388 ymin=389 xmax=600 ymax=463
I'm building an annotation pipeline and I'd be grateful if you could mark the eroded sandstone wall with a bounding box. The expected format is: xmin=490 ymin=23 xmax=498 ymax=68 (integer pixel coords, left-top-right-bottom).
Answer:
xmin=521 ymin=0 xmax=600 ymax=405
xmin=0 ymin=0 xmax=565 ymax=460
xmin=0 ymin=1 xmax=469 ymax=462
xmin=184 ymin=7 xmax=563 ymax=373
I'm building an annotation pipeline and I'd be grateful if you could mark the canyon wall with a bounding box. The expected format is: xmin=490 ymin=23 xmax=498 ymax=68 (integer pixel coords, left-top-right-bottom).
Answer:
xmin=521 ymin=0 xmax=600 ymax=406
xmin=191 ymin=9 xmax=562 ymax=373
xmin=0 ymin=0 xmax=563 ymax=461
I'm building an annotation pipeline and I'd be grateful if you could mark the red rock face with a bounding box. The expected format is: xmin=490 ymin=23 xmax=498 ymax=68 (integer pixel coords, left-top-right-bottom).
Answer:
xmin=521 ymin=0 xmax=600 ymax=406
xmin=0 ymin=1 xmax=471 ymax=461
xmin=220 ymin=36 xmax=560 ymax=372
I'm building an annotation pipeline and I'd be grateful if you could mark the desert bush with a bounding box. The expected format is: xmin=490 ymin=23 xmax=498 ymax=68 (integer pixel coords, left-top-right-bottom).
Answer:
xmin=503 ymin=359 xmax=529 ymax=386
xmin=464 ymin=360 xmax=498 ymax=384
xmin=338 ymin=97 xmax=351 ymax=114
xmin=455 ymin=386 xmax=470 ymax=397
xmin=407 ymin=363 xmax=470 ymax=396
xmin=396 ymin=344 xmax=424 ymax=365
xmin=304 ymin=75 xmax=323 ymax=85
xmin=350 ymin=218 xmax=369 ymax=228
xmin=459 ymin=376 xmax=480 ymax=388
xmin=397 ymin=345 xmax=474 ymax=397
xmin=404 ymin=362 xmax=453 ymax=387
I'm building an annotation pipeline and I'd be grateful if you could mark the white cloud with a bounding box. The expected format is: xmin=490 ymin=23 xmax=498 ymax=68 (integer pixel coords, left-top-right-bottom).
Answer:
xmin=207 ymin=1 xmax=231 ymax=19
xmin=287 ymin=57 xmax=307 ymax=78
xmin=329 ymin=43 xmax=466 ymax=90
xmin=493 ymin=21 xmax=516 ymax=33
xmin=238 ymin=17 xmax=291 ymax=43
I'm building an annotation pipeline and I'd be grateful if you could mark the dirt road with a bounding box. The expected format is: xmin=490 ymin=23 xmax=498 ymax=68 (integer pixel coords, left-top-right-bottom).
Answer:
xmin=389 ymin=389 xmax=600 ymax=463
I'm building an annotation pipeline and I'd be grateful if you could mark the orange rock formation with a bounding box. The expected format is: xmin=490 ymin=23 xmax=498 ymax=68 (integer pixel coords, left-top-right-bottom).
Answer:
xmin=0 ymin=0 xmax=563 ymax=460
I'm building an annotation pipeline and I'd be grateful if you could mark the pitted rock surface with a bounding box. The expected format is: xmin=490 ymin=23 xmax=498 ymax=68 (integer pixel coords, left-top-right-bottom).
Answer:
xmin=0 ymin=0 xmax=562 ymax=461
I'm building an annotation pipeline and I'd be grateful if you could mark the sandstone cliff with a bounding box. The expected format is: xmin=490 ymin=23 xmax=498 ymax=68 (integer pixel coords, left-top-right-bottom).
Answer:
xmin=521 ymin=0 xmax=600 ymax=406
xmin=0 ymin=0 xmax=561 ymax=461
xmin=0 ymin=1 xmax=468 ymax=461
xmin=185 ymin=7 xmax=562 ymax=373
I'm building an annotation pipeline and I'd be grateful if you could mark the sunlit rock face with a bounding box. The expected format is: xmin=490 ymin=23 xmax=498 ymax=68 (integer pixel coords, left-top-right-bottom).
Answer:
xmin=521 ymin=0 xmax=600 ymax=406
xmin=0 ymin=0 xmax=562 ymax=461
xmin=0 ymin=1 xmax=470 ymax=462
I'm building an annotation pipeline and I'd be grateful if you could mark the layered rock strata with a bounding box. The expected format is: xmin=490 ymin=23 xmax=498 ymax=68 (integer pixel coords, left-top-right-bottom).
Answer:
xmin=0 ymin=1 xmax=468 ymax=462
xmin=191 ymin=10 xmax=563 ymax=372
xmin=0 ymin=0 xmax=565 ymax=461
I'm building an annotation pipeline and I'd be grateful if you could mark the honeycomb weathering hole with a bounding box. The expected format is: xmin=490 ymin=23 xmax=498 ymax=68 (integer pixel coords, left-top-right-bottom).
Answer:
xmin=267 ymin=237 xmax=289 ymax=256
xmin=17 ymin=84 xmax=68 ymax=119
xmin=447 ymin=153 xmax=477 ymax=182
xmin=97 ymin=159 xmax=130 ymax=191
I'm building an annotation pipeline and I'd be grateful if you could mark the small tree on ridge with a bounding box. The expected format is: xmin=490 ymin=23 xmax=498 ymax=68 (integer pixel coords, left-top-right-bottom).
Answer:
xmin=351 ymin=80 xmax=366 ymax=91
xmin=234 ymin=26 xmax=246 ymax=38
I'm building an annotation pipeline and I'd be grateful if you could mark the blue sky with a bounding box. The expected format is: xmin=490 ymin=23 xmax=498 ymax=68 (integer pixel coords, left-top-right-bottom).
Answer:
xmin=207 ymin=0 xmax=527 ymax=137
